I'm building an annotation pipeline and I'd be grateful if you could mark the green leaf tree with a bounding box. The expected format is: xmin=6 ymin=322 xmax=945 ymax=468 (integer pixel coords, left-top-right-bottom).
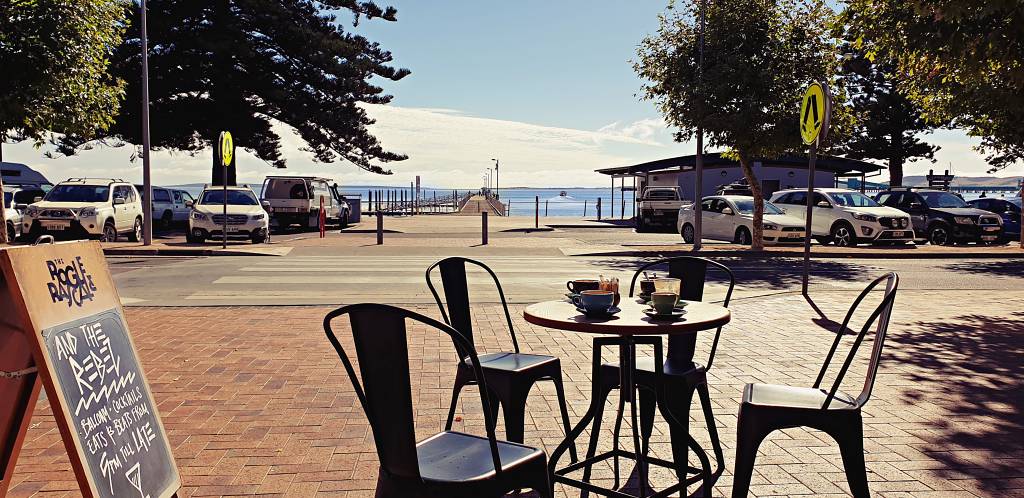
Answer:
xmin=0 ymin=0 xmax=127 ymax=243
xmin=636 ymin=0 xmax=843 ymax=249
xmin=842 ymin=0 xmax=1024 ymax=172
xmin=58 ymin=0 xmax=410 ymax=175
xmin=837 ymin=45 xmax=940 ymax=187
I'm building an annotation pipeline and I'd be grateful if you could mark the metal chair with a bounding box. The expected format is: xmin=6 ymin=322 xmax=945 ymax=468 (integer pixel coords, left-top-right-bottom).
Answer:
xmin=584 ymin=256 xmax=735 ymax=495
xmin=426 ymin=257 xmax=577 ymax=461
xmin=731 ymin=272 xmax=899 ymax=498
xmin=324 ymin=303 xmax=552 ymax=498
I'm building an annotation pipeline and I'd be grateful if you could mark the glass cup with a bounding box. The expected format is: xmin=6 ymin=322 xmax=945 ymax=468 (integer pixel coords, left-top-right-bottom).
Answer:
xmin=653 ymin=278 xmax=681 ymax=299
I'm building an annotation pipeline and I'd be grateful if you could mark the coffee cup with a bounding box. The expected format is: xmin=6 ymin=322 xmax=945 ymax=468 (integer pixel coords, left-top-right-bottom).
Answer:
xmin=650 ymin=292 xmax=678 ymax=315
xmin=567 ymin=279 xmax=600 ymax=294
xmin=639 ymin=279 xmax=656 ymax=296
xmin=576 ymin=290 xmax=615 ymax=314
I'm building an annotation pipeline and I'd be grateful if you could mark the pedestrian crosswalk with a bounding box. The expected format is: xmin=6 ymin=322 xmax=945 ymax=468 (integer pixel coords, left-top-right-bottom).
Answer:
xmin=180 ymin=255 xmax=618 ymax=305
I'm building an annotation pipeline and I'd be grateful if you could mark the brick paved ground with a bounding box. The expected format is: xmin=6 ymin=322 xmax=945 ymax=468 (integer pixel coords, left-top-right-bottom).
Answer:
xmin=7 ymin=289 xmax=1024 ymax=497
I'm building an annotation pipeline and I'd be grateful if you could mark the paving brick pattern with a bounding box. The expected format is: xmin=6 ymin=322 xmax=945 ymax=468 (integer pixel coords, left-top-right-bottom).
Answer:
xmin=7 ymin=290 xmax=1023 ymax=497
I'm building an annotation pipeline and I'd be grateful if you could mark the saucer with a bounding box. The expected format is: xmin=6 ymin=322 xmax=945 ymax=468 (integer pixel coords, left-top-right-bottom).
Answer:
xmin=576 ymin=305 xmax=621 ymax=318
xmin=565 ymin=292 xmax=580 ymax=300
xmin=644 ymin=309 xmax=686 ymax=321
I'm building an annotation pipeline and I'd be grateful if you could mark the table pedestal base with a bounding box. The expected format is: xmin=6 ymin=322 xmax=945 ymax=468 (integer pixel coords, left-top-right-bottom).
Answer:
xmin=548 ymin=336 xmax=717 ymax=498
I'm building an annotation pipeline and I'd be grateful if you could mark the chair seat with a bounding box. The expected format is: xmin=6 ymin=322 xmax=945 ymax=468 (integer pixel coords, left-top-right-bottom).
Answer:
xmin=417 ymin=431 xmax=545 ymax=483
xmin=742 ymin=383 xmax=858 ymax=410
xmin=462 ymin=352 xmax=559 ymax=373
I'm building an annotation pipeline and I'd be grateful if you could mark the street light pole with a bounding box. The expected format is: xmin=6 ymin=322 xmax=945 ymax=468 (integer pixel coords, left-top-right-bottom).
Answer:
xmin=491 ymin=158 xmax=499 ymax=199
xmin=140 ymin=0 xmax=153 ymax=246
xmin=693 ymin=0 xmax=706 ymax=251
xmin=486 ymin=168 xmax=492 ymax=192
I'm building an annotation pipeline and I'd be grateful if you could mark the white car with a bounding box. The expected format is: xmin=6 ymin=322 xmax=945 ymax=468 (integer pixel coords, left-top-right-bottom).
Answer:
xmin=137 ymin=186 xmax=194 ymax=228
xmin=24 ymin=178 xmax=144 ymax=242
xmin=187 ymin=186 xmax=270 ymax=244
xmin=769 ymin=188 xmax=914 ymax=246
xmin=3 ymin=190 xmax=22 ymax=241
xmin=677 ymin=195 xmax=806 ymax=245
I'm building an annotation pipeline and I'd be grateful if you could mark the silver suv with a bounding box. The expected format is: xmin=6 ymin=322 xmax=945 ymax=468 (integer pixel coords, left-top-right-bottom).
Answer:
xmin=24 ymin=178 xmax=145 ymax=242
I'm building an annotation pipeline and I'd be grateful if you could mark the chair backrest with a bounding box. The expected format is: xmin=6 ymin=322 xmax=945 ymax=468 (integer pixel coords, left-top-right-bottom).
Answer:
xmin=628 ymin=256 xmax=736 ymax=367
xmin=323 ymin=303 xmax=502 ymax=480
xmin=425 ymin=257 xmax=519 ymax=354
xmin=814 ymin=273 xmax=899 ymax=409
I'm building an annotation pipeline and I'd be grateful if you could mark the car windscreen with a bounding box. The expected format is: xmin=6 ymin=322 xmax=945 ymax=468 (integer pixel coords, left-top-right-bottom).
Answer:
xmin=44 ymin=185 xmax=110 ymax=203
xmin=1009 ymin=198 xmax=1022 ymax=209
xmin=645 ymin=189 xmax=678 ymax=200
xmin=263 ymin=179 xmax=311 ymax=199
xmin=3 ymin=192 xmax=11 ymax=208
xmin=199 ymin=190 xmax=259 ymax=205
xmin=830 ymin=192 xmax=880 ymax=207
xmin=733 ymin=199 xmax=784 ymax=215
xmin=920 ymin=191 xmax=968 ymax=208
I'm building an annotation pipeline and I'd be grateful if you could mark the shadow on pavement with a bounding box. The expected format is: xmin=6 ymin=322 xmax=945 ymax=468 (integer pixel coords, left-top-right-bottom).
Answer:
xmin=944 ymin=260 xmax=1024 ymax=277
xmin=589 ymin=257 xmax=867 ymax=291
xmin=890 ymin=311 xmax=1024 ymax=492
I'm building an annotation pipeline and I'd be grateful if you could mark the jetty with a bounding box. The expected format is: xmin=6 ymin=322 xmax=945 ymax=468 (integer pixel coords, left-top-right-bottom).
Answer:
xmin=362 ymin=189 xmax=506 ymax=216
xmin=455 ymin=193 xmax=506 ymax=216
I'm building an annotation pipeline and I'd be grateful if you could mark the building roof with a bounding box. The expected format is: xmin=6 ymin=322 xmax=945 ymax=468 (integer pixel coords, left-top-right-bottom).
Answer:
xmin=595 ymin=153 xmax=886 ymax=177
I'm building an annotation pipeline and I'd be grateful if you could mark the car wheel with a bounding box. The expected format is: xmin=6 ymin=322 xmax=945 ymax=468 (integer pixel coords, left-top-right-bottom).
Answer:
xmin=735 ymin=226 xmax=751 ymax=245
xmin=101 ymin=222 xmax=118 ymax=242
xmin=681 ymin=223 xmax=695 ymax=243
xmin=6 ymin=222 xmax=14 ymax=243
xmin=128 ymin=217 xmax=142 ymax=242
xmin=831 ymin=223 xmax=856 ymax=247
xmin=814 ymin=236 xmax=832 ymax=246
xmin=339 ymin=212 xmax=349 ymax=229
xmin=251 ymin=231 xmax=268 ymax=244
xmin=928 ymin=225 xmax=952 ymax=246
xmin=161 ymin=211 xmax=173 ymax=229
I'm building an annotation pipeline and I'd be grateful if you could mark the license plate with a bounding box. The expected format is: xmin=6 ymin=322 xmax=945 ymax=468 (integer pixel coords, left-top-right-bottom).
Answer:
xmin=226 ymin=226 xmax=241 ymax=233
xmin=891 ymin=231 xmax=906 ymax=237
xmin=983 ymin=226 xmax=999 ymax=232
xmin=42 ymin=220 xmax=70 ymax=230
xmin=982 ymin=235 xmax=997 ymax=241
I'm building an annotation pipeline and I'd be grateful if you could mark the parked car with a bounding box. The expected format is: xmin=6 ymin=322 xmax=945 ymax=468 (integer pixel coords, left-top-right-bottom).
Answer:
xmin=769 ymin=188 xmax=914 ymax=247
xmin=677 ymin=195 xmax=806 ymax=245
xmin=968 ymin=197 xmax=1021 ymax=243
xmin=874 ymin=188 xmax=1002 ymax=245
xmin=260 ymin=176 xmax=349 ymax=232
xmin=3 ymin=186 xmax=48 ymax=242
xmin=136 ymin=185 xmax=193 ymax=228
xmin=637 ymin=186 xmax=689 ymax=232
xmin=187 ymin=185 xmax=270 ymax=244
xmin=23 ymin=178 xmax=144 ymax=242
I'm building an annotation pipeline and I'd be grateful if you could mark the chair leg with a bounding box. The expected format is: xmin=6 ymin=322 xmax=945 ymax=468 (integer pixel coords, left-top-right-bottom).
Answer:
xmin=444 ymin=381 xmax=464 ymax=431
xmin=731 ymin=408 xmax=771 ymax=498
xmin=696 ymin=383 xmax=725 ymax=475
xmin=638 ymin=386 xmax=657 ymax=446
xmin=834 ymin=421 xmax=870 ymax=498
xmin=501 ymin=386 xmax=532 ymax=446
xmin=552 ymin=372 xmax=579 ymax=462
xmin=611 ymin=383 xmax=627 ymax=490
xmin=581 ymin=382 xmax=614 ymax=498
xmin=659 ymin=389 xmax=694 ymax=484
xmin=528 ymin=457 xmax=554 ymax=498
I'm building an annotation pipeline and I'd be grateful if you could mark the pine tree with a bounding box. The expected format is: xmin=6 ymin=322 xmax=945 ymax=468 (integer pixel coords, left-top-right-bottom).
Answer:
xmin=838 ymin=47 xmax=939 ymax=187
xmin=59 ymin=0 xmax=410 ymax=174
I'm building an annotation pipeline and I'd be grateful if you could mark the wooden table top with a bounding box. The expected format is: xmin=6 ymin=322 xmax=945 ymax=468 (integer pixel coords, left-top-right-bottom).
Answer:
xmin=523 ymin=298 xmax=730 ymax=336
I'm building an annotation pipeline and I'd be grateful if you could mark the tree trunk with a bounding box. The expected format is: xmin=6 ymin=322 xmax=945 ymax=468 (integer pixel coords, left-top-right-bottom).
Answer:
xmin=889 ymin=134 xmax=904 ymax=187
xmin=0 ymin=142 xmax=7 ymax=245
xmin=737 ymin=151 xmax=764 ymax=250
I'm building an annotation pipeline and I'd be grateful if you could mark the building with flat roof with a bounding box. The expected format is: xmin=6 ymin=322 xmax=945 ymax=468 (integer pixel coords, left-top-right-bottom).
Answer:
xmin=596 ymin=153 xmax=886 ymax=208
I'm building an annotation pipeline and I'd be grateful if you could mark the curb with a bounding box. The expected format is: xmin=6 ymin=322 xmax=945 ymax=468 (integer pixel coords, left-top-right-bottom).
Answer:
xmin=103 ymin=247 xmax=283 ymax=257
xmin=569 ymin=248 xmax=1024 ymax=259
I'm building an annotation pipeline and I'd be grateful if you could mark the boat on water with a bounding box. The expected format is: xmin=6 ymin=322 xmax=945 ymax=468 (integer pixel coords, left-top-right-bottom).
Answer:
xmin=559 ymin=190 xmax=568 ymax=197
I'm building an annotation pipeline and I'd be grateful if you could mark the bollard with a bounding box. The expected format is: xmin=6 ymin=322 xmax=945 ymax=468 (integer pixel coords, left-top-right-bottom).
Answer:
xmin=376 ymin=211 xmax=384 ymax=245
xmin=597 ymin=197 xmax=602 ymax=221
xmin=545 ymin=200 xmax=549 ymax=216
xmin=535 ymin=196 xmax=539 ymax=229
xmin=583 ymin=199 xmax=588 ymax=217
xmin=482 ymin=211 xmax=488 ymax=245
xmin=507 ymin=200 xmax=511 ymax=216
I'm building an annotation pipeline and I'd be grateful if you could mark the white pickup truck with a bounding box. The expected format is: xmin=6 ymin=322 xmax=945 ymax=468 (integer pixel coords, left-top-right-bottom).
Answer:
xmin=637 ymin=186 xmax=690 ymax=232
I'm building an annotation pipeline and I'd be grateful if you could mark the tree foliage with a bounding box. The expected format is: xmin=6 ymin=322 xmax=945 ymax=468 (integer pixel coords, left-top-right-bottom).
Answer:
xmin=0 ymin=0 xmax=127 ymax=243
xmin=636 ymin=0 xmax=843 ymax=249
xmin=60 ymin=0 xmax=410 ymax=174
xmin=837 ymin=43 xmax=940 ymax=187
xmin=842 ymin=0 xmax=1024 ymax=172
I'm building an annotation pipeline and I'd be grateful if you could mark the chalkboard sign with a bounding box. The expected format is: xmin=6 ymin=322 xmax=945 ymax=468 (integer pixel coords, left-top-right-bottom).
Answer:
xmin=0 ymin=241 xmax=179 ymax=498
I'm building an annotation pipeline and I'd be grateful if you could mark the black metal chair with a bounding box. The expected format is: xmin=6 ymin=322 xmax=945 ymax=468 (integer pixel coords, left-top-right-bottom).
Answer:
xmin=731 ymin=272 xmax=899 ymax=498
xmin=426 ymin=257 xmax=577 ymax=461
xmin=584 ymin=256 xmax=735 ymax=494
xmin=324 ymin=303 xmax=552 ymax=498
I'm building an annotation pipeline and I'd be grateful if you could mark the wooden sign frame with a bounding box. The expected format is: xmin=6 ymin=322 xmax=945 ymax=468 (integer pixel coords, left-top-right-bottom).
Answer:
xmin=0 ymin=240 xmax=180 ymax=498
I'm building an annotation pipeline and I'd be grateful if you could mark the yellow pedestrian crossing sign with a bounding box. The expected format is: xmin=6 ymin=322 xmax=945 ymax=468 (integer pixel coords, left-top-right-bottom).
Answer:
xmin=800 ymin=82 xmax=831 ymax=145
xmin=219 ymin=131 xmax=234 ymax=167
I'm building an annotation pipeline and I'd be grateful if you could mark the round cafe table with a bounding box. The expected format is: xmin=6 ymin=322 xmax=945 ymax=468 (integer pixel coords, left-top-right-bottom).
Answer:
xmin=524 ymin=298 xmax=730 ymax=498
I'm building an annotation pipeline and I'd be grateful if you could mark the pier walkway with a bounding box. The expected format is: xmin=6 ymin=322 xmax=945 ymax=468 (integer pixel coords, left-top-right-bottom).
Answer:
xmin=456 ymin=194 xmax=506 ymax=216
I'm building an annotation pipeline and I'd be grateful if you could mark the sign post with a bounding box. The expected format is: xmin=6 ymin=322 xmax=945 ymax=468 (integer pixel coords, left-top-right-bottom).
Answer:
xmin=800 ymin=82 xmax=831 ymax=296
xmin=218 ymin=132 xmax=234 ymax=249
xmin=0 ymin=240 xmax=180 ymax=498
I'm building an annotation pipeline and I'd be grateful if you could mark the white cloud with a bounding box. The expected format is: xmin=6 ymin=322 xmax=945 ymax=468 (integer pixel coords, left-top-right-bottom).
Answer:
xmin=597 ymin=118 xmax=668 ymax=144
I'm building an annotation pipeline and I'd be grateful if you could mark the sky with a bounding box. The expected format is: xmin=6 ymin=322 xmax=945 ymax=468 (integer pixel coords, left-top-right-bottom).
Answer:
xmin=4 ymin=0 xmax=1017 ymax=188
